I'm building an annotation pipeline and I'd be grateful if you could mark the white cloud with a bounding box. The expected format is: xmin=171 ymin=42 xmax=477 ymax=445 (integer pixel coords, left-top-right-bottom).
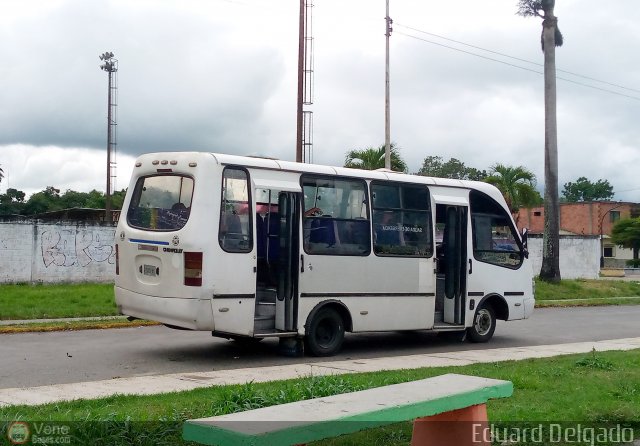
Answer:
xmin=0 ymin=145 xmax=135 ymax=197
xmin=0 ymin=0 xmax=638 ymax=202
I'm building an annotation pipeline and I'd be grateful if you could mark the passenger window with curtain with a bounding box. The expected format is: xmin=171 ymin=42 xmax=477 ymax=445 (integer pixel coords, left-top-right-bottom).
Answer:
xmin=219 ymin=167 xmax=252 ymax=253
xmin=470 ymin=190 xmax=523 ymax=268
xmin=302 ymin=176 xmax=370 ymax=256
xmin=371 ymin=182 xmax=432 ymax=257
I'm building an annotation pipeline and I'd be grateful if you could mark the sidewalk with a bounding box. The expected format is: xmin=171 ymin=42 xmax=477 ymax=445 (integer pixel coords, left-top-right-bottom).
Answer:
xmin=1 ymin=337 xmax=639 ymax=408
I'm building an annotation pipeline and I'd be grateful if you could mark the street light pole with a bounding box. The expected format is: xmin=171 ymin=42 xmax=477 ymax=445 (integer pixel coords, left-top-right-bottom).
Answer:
xmin=599 ymin=203 xmax=623 ymax=268
xmin=384 ymin=0 xmax=392 ymax=170
xmin=99 ymin=51 xmax=117 ymax=221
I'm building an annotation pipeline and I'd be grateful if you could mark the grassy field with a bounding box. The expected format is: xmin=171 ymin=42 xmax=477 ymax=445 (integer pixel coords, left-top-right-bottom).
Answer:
xmin=0 ymin=278 xmax=639 ymax=324
xmin=0 ymin=283 xmax=117 ymax=320
xmin=534 ymin=278 xmax=640 ymax=304
xmin=2 ymin=349 xmax=639 ymax=445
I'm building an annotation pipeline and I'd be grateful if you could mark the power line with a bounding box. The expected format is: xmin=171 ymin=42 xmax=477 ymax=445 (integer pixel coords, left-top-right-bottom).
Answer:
xmin=615 ymin=187 xmax=640 ymax=193
xmin=395 ymin=23 xmax=640 ymax=95
xmin=395 ymin=30 xmax=640 ymax=102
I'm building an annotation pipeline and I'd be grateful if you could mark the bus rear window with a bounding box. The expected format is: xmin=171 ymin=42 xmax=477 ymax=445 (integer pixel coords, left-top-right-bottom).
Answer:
xmin=127 ymin=175 xmax=194 ymax=231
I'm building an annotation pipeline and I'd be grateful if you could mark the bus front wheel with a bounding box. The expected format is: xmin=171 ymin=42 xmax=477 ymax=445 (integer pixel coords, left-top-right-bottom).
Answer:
xmin=305 ymin=307 xmax=345 ymax=357
xmin=467 ymin=304 xmax=496 ymax=343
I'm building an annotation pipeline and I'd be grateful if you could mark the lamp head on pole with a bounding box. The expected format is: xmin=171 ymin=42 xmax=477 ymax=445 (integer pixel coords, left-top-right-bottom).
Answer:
xmin=98 ymin=52 xmax=117 ymax=72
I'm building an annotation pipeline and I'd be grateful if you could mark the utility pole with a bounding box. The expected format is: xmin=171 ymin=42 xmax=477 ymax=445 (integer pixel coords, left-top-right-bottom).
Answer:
xmin=295 ymin=0 xmax=305 ymax=163
xmin=384 ymin=0 xmax=392 ymax=170
xmin=99 ymin=51 xmax=118 ymax=222
xmin=295 ymin=0 xmax=314 ymax=163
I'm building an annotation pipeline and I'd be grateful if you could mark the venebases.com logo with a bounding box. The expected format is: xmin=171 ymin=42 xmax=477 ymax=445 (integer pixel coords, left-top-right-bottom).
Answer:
xmin=6 ymin=421 xmax=30 ymax=445
xmin=5 ymin=421 xmax=72 ymax=445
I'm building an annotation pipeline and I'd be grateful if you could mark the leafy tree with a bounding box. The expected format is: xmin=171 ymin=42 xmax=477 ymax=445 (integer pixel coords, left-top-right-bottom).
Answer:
xmin=344 ymin=143 xmax=408 ymax=173
xmin=517 ymin=0 xmax=564 ymax=283
xmin=0 ymin=187 xmax=126 ymax=216
xmin=84 ymin=190 xmax=107 ymax=209
xmin=22 ymin=186 xmax=62 ymax=215
xmin=485 ymin=164 xmax=542 ymax=214
xmin=111 ymin=189 xmax=127 ymax=210
xmin=0 ymin=188 xmax=25 ymax=204
xmin=417 ymin=156 xmax=487 ymax=180
xmin=562 ymin=177 xmax=614 ymax=202
xmin=611 ymin=218 xmax=640 ymax=265
xmin=60 ymin=190 xmax=91 ymax=209
xmin=0 ymin=188 xmax=26 ymax=215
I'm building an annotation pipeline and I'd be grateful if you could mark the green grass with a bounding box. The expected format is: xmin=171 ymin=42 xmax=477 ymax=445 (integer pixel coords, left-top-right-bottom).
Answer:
xmin=0 ymin=283 xmax=117 ymax=320
xmin=1 ymin=278 xmax=639 ymax=324
xmin=2 ymin=349 xmax=639 ymax=445
xmin=534 ymin=278 xmax=640 ymax=303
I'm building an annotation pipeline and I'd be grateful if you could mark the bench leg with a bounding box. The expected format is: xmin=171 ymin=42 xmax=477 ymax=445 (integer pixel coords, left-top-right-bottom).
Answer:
xmin=410 ymin=403 xmax=490 ymax=446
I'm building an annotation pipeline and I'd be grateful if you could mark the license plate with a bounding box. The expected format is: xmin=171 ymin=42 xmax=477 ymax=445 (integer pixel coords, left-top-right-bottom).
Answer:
xmin=143 ymin=264 xmax=158 ymax=277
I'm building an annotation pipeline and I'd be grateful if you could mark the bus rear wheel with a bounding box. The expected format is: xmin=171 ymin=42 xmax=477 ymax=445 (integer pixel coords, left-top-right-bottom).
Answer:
xmin=305 ymin=307 xmax=345 ymax=357
xmin=467 ymin=304 xmax=496 ymax=343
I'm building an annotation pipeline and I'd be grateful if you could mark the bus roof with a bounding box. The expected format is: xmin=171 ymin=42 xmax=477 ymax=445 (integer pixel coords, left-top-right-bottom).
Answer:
xmin=136 ymin=151 xmax=507 ymax=208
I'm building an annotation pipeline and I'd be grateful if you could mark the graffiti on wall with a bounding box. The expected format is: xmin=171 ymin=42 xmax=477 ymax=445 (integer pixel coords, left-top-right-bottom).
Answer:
xmin=41 ymin=229 xmax=116 ymax=268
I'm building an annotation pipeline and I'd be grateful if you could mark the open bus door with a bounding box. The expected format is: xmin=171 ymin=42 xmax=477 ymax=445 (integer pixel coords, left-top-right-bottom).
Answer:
xmin=252 ymin=172 xmax=302 ymax=336
xmin=443 ymin=205 xmax=468 ymax=325
xmin=275 ymin=192 xmax=300 ymax=331
xmin=432 ymin=188 xmax=469 ymax=327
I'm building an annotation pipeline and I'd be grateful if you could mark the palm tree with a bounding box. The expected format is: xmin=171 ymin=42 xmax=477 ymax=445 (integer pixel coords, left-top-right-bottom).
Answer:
xmin=517 ymin=0 xmax=563 ymax=283
xmin=485 ymin=164 xmax=541 ymax=214
xmin=344 ymin=143 xmax=408 ymax=173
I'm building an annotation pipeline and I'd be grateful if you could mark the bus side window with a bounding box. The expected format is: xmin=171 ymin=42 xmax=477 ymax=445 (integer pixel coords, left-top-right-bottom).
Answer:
xmin=219 ymin=167 xmax=252 ymax=253
xmin=302 ymin=176 xmax=370 ymax=256
xmin=371 ymin=182 xmax=432 ymax=257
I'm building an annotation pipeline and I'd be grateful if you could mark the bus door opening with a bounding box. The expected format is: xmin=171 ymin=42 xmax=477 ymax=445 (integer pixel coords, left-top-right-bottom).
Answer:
xmin=436 ymin=204 xmax=468 ymax=325
xmin=275 ymin=192 xmax=300 ymax=331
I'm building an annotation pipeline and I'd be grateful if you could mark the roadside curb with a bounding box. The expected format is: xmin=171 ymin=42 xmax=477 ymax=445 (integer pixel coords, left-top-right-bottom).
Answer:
xmin=539 ymin=296 xmax=640 ymax=303
xmin=0 ymin=316 xmax=127 ymax=326
xmin=1 ymin=337 xmax=639 ymax=408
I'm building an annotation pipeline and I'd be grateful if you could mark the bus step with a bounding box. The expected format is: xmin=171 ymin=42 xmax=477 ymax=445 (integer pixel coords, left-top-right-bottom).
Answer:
xmin=256 ymin=302 xmax=276 ymax=318
xmin=256 ymin=288 xmax=277 ymax=304
xmin=254 ymin=315 xmax=275 ymax=331
xmin=433 ymin=324 xmax=466 ymax=331
xmin=254 ymin=331 xmax=298 ymax=338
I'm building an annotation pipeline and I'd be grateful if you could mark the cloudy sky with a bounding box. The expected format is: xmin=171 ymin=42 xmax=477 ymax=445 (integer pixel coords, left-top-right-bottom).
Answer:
xmin=1 ymin=0 xmax=639 ymax=200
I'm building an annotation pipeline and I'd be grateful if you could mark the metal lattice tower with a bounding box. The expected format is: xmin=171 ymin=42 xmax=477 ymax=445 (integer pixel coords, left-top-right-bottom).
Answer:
xmin=296 ymin=0 xmax=314 ymax=163
xmin=99 ymin=52 xmax=118 ymax=221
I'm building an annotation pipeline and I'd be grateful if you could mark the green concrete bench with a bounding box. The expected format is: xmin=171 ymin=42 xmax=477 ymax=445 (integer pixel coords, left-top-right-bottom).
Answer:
xmin=183 ymin=373 xmax=512 ymax=446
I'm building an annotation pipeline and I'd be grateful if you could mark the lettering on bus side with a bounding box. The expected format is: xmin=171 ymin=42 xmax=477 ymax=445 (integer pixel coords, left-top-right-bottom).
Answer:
xmin=163 ymin=248 xmax=184 ymax=254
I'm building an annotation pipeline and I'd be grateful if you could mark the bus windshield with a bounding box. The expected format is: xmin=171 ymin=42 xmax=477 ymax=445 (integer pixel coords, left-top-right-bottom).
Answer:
xmin=127 ymin=175 xmax=194 ymax=231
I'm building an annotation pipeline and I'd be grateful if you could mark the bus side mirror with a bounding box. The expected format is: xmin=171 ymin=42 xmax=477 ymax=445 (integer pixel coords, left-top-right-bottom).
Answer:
xmin=522 ymin=228 xmax=529 ymax=259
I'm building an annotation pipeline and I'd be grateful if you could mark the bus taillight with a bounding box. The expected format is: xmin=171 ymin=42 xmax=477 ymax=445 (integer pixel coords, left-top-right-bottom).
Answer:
xmin=184 ymin=252 xmax=203 ymax=286
xmin=115 ymin=244 xmax=119 ymax=275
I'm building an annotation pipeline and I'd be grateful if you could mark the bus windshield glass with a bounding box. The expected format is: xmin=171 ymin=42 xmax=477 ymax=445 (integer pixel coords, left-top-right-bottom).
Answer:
xmin=127 ymin=175 xmax=194 ymax=231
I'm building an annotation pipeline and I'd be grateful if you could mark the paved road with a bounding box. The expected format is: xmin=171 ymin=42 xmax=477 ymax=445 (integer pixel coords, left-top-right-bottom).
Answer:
xmin=1 ymin=306 xmax=638 ymax=388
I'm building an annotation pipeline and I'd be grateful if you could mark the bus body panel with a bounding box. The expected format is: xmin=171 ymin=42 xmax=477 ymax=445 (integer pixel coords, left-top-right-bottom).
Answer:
xmin=115 ymin=286 xmax=214 ymax=330
xmin=115 ymin=152 xmax=221 ymax=330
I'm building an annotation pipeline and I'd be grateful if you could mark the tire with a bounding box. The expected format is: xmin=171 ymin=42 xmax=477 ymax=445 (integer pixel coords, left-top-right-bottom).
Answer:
xmin=305 ymin=307 xmax=345 ymax=357
xmin=467 ymin=304 xmax=496 ymax=343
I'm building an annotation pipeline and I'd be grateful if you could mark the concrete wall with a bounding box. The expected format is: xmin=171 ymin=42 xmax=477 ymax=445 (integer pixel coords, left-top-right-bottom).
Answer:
xmin=0 ymin=220 xmax=604 ymax=283
xmin=0 ymin=220 xmax=116 ymax=284
xmin=528 ymin=234 xmax=600 ymax=279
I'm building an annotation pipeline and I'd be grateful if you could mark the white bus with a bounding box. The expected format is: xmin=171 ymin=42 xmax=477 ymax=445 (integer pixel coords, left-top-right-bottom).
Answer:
xmin=115 ymin=152 xmax=534 ymax=356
